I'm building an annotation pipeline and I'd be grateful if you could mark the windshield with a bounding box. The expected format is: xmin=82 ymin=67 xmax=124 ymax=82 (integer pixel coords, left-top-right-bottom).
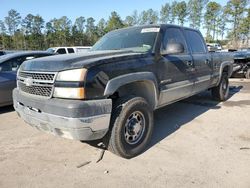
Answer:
xmin=46 ymin=48 xmax=55 ymax=53
xmin=91 ymin=27 xmax=159 ymax=53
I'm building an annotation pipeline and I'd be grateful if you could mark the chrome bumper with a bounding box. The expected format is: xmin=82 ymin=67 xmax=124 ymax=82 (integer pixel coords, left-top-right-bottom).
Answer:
xmin=13 ymin=88 xmax=112 ymax=141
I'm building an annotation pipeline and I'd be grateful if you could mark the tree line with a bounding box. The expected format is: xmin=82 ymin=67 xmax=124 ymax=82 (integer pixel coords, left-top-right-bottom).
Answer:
xmin=0 ymin=0 xmax=249 ymax=50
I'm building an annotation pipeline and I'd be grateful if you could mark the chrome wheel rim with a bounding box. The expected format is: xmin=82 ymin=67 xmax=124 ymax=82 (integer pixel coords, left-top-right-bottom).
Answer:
xmin=124 ymin=111 xmax=146 ymax=145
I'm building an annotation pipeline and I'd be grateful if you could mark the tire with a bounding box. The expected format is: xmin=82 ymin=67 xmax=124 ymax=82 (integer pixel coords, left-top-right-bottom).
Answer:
xmin=245 ymin=68 xmax=250 ymax=79
xmin=211 ymin=73 xmax=229 ymax=101
xmin=105 ymin=96 xmax=154 ymax=159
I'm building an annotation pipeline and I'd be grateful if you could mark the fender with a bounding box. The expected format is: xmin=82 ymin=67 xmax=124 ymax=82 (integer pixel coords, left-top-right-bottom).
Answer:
xmin=217 ymin=61 xmax=233 ymax=85
xmin=104 ymin=72 xmax=159 ymax=108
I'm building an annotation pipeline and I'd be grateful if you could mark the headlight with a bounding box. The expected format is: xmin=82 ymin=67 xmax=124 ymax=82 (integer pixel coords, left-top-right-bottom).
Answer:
xmin=54 ymin=68 xmax=87 ymax=99
xmin=56 ymin=68 xmax=87 ymax=81
xmin=53 ymin=88 xmax=85 ymax=99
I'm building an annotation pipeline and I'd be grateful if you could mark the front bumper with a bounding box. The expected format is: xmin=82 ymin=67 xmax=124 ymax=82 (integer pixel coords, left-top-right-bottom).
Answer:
xmin=13 ymin=89 xmax=112 ymax=141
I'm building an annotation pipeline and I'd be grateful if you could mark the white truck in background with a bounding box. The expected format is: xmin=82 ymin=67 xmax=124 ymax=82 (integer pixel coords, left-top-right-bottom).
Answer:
xmin=47 ymin=46 xmax=92 ymax=54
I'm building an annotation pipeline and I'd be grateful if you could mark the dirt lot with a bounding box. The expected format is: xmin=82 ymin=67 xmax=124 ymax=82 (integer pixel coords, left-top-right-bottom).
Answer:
xmin=0 ymin=79 xmax=249 ymax=188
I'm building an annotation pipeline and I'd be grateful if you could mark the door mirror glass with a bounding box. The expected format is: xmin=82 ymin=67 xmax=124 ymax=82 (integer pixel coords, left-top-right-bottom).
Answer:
xmin=162 ymin=42 xmax=184 ymax=55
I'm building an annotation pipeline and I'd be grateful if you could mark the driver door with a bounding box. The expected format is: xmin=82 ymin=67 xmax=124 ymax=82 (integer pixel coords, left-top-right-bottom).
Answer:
xmin=157 ymin=27 xmax=195 ymax=107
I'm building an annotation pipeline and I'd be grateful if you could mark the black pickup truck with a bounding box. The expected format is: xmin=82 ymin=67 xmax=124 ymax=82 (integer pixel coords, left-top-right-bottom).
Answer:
xmin=13 ymin=24 xmax=233 ymax=158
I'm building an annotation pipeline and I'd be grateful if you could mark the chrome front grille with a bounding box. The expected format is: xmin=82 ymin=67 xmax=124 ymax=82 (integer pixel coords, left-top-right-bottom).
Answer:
xmin=18 ymin=82 xmax=53 ymax=97
xmin=17 ymin=71 xmax=57 ymax=98
xmin=19 ymin=72 xmax=55 ymax=81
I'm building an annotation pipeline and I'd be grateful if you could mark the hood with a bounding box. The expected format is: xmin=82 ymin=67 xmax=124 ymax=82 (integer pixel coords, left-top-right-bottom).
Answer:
xmin=20 ymin=50 xmax=147 ymax=72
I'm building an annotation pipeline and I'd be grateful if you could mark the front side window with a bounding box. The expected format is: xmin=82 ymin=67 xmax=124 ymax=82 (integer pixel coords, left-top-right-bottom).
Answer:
xmin=162 ymin=27 xmax=187 ymax=53
xmin=0 ymin=56 xmax=35 ymax=72
xmin=57 ymin=48 xmax=67 ymax=54
xmin=0 ymin=58 xmax=20 ymax=71
xmin=0 ymin=61 xmax=12 ymax=71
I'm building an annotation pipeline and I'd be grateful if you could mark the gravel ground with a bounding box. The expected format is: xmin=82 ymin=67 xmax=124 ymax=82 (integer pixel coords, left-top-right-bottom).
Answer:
xmin=0 ymin=79 xmax=249 ymax=188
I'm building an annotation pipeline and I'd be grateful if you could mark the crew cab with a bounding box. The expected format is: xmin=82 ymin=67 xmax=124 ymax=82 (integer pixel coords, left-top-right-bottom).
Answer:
xmin=13 ymin=25 xmax=233 ymax=158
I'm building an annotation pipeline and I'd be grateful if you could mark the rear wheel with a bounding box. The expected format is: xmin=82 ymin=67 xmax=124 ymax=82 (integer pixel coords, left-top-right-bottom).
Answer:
xmin=211 ymin=73 xmax=229 ymax=101
xmin=105 ymin=96 xmax=153 ymax=159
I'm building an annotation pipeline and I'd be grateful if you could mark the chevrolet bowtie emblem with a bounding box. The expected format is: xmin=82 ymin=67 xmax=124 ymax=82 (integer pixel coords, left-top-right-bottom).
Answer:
xmin=24 ymin=77 xmax=33 ymax=86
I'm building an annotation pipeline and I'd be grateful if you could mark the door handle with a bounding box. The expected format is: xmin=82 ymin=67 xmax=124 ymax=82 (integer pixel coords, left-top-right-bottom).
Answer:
xmin=186 ymin=61 xmax=193 ymax=66
xmin=205 ymin=59 xmax=210 ymax=65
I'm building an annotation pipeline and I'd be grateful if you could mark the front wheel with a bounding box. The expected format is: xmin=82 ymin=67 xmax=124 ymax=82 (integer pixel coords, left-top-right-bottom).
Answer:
xmin=105 ymin=96 xmax=154 ymax=159
xmin=211 ymin=73 xmax=229 ymax=101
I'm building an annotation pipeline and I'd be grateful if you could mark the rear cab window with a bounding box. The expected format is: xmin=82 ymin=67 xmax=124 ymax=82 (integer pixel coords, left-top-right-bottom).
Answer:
xmin=184 ymin=30 xmax=207 ymax=54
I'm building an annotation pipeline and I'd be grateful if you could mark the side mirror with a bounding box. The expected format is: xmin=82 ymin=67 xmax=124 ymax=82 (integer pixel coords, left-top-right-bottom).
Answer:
xmin=162 ymin=42 xmax=184 ymax=55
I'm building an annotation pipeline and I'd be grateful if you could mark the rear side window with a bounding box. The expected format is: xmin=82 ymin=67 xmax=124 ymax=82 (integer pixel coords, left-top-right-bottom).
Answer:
xmin=185 ymin=30 xmax=206 ymax=53
xmin=67 ymin=48 xmax=75 ymax=53
xmin=57 ymin=48 xmax=67 ymax=54
xmin=162 ymin=27 xmax=187 ymax=53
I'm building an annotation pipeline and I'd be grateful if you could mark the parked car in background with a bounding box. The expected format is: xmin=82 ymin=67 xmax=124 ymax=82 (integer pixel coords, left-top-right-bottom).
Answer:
xmin=232 ymin=48 xmax=250 ymax=79
xmin=0 ymin=51 xmax=54 ymax=107
xmin=214 ymin=43 xmax=222 ymax=50
xmin=207 ymin=43 xmax=222 ymax=51
xmin=47 ymin=46 xmax=92 ymax=54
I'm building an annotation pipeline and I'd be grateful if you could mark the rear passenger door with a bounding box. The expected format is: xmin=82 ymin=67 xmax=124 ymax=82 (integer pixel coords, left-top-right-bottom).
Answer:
xmin=184 ymin=29 xmax=212 ymax=93
xmin=157 ymin=27 xmax=195 ymax=106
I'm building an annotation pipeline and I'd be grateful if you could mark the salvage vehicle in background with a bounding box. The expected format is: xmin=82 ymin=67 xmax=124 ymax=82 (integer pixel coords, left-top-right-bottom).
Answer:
xmin=47 ymin=46 xmax=92 ymax=54
xmin=0 ymin=51 xmax=53 ymax=107
xmin=232 ymin=48 xmax=250 ymax=79
xmin=13 ymin=25 xmax=233 ymax=158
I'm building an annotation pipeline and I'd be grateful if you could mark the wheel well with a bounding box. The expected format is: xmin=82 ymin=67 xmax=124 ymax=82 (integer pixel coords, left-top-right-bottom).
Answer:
xmin=109 ymin=81 xmax=157 ymax=109
xmin=222 ymin=65 xmax=230 ymax=76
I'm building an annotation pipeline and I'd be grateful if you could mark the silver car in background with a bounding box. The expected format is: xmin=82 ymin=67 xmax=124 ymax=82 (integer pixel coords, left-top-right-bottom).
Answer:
xmin=0 ymin=51 xmax=54 ymax=107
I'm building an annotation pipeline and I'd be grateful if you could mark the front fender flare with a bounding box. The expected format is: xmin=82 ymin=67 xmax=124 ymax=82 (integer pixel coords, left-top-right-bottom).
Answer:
xmin=104 ymin=72 xmax=159 ymax=108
